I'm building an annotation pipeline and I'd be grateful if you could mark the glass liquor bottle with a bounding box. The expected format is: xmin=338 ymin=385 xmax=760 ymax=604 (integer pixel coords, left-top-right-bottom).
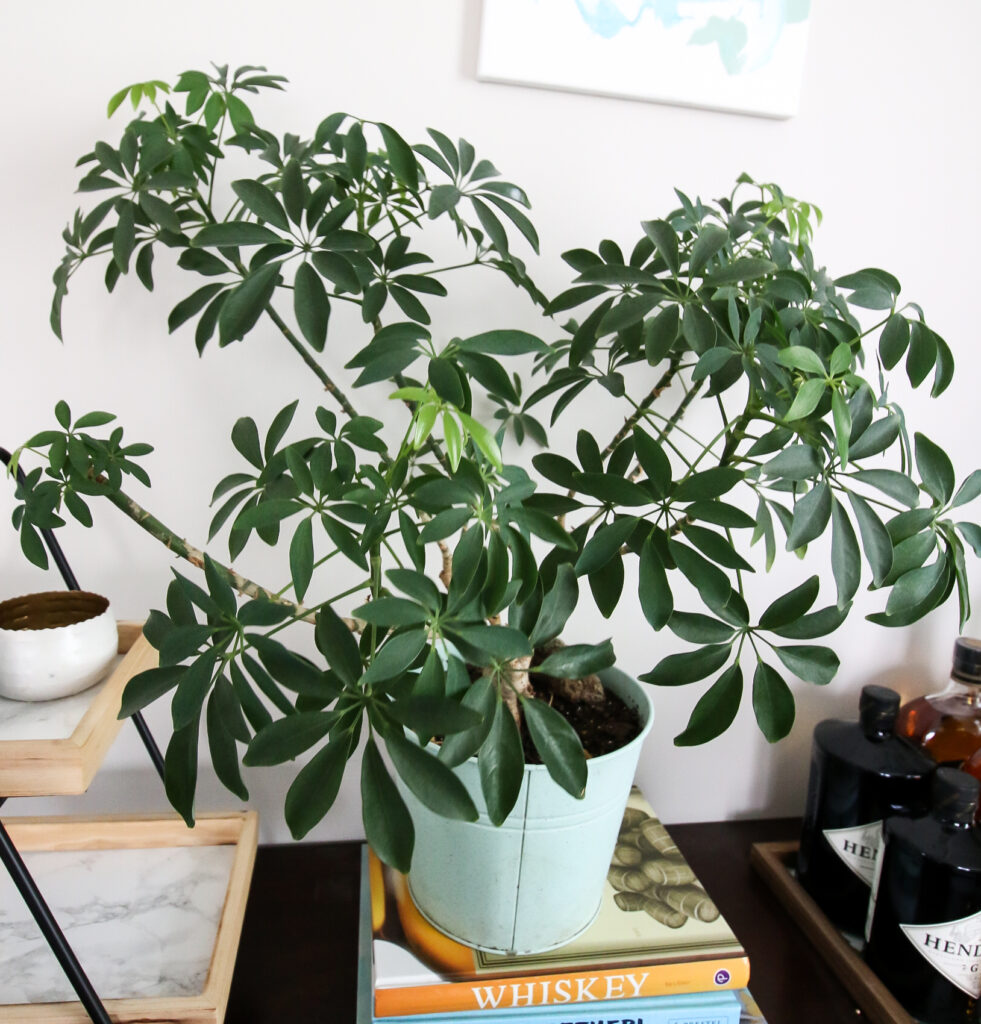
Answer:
xmin=896 ymin=637 xmax=981 ymax=766
xmin=865 ymin=769 xmax=981 ymax=1024
xmin=797 ymin=685 xmax=935 ymax=936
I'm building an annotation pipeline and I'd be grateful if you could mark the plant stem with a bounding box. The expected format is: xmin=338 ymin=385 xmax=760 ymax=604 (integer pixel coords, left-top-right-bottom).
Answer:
xmin=601 ymin=356 xmax=682 ymax=460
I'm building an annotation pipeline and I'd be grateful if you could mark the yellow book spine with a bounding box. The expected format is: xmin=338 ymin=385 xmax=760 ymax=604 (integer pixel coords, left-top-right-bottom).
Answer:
xmin=374 ymin=956 xmax=751 ymax=1016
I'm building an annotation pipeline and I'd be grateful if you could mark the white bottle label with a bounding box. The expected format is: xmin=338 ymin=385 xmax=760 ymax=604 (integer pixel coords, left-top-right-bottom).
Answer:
xmin=901 ymin=910 xmax=981 ymax=998
xmin=822 ymin=820 xmax=883 ymax=887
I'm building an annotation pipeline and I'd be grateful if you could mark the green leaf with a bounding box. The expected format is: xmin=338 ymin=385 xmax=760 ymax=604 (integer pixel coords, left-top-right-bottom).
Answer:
xmin=759 ymin=576 xmax=819 ymax=630
xmin=522 ymin=697 xmax=587 ymax=797
xmin=752 ymin=662 xmax=795 ymax=742
xmin=667 ymin=612 xmax=734 ymax=644
xmin=168 ymin=283 xmax=226 ymax=334
xmin=777 ymin=346 xmax=826 ymax=376
xmin=204 ymin=553 xmax=236 ymax=617
xmin=218 ymin=262 xmax=281 ymax=345
xmin=850 ymin=470 xmax=920 ymax=508
xmin=636 ymin=536 xmax=672 ymax=630
xmin=534 ymin=640 xmax=615 ymax=679
xmin=113 ymin=200 xmax=135 ymax=273
xmin=119 ymin=665 xmax=184 ymax=718
xmin=668 ymin=540 xmax=732 ymax=608
xmin=378 ymin=123 xmax=420 ymax=191
xmin=165 ymin=721 xmax=199 ymax=828
xmin=231 ymin=416 xmax=263 ymax=469
xmin=785 ymin=379 xmax=827 ymax=422
xmin=384 ymin=733 xmax=477 ymax=821
xmin=915 ymin=432 xmax=955 ymax=505
xmin=231 ymin=179 xmax=289 ymax=230
xmin=633 ymin=428 xmax=672 ymax=497
xmin=641 ymin=220 xmax=679 ymax=275
xmin=885 ymin=557 xmax=948 ymax=618
xmin=448 ymin=625 xmax=531 ymax=662
xmin=640 ymin=644 xmax=732 ymax=686
xmin=285 ymin=736 xmax=350 ymax=839
xmin=244 ymin=709 xmax=334 ymax=766
xmin=879 ymin=314 xmax=909 ymax=370
xmin=688 ymin=224 xmax=728 ymax=277
xmin=773 ymin=644 xmax=840 ymax=685
xmin=763 ymin=445 xmax=823 ymax=481
xmin=250 ymin=636 xmax=335 ymax=700
xmin=362 ymin=737 xmax=414 ymax=871
xmin=385 ymin=696 xmax=481 ymax=736
xmin=703 ymin=257 xmax=776 ymax=286
xmin=831 ymin=498 xmax=861 ymax=608
xmin=906 ymin=321 xmax=937 ymax=388
xmin=528 ymin=564 xmax=579 ymax=646
xmin=674 ymin=664 xmax=743 ymax=746
xmin=362 ymin=630 xmax=428 ymax=685
xmin=293 ymin=262 xmax=330 ymax=351
xmin=289 ymin=517 xmax=314 ymax=601
xmin=644 ymin=305 xmax=680 ymax=365
xmin=315 ymin=605 xmax=363 ymax=686
xmin=673 ymin=467 xmax=743 ymax=502
xmin=786 ymin=483 xmax=832 ymax=551
xmin=456 ymin=330 xmax=547 ymax=356
xmin=478 ymin=701 xmax=525 ymax=826
xmin=194 ymin=222 xmax=284 ymax=248
xmin=574 ymin=517 xmax=638 ymax=576
xmin=849 ymin=415 xmax=900 ymax=461
xmin=771 ymin=603 xmax=850 ymax=640
xmin=953 ymin=470 xmax=981 ymax=509
xmin=847 ymin=491 xmax=893 ymax=586
xmin=681 ymin=305 xmax=716 ymax=355
xmin=438 ymin=675 xmax=496 ymax=767
xmin=353 ymin=597 xmax=429 ymax=628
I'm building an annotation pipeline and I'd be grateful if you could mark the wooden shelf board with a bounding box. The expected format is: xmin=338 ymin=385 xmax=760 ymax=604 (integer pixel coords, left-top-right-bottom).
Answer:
xmin=0 ymin=810 xmax=258 ymax=1024
xmin=0 ymin=623 xmax=157 ymax=797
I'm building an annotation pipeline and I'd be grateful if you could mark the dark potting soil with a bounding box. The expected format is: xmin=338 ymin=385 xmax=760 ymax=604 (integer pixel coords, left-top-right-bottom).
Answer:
xmin=520 ymin=676 xmax=643 ymax=763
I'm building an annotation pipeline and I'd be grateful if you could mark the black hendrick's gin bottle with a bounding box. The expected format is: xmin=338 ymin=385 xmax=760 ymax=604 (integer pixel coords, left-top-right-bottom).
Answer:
xmin=797 ymin=685 xmax=935 ymax=936
xmin=865 ymin=769 xmax=981 ymax=1024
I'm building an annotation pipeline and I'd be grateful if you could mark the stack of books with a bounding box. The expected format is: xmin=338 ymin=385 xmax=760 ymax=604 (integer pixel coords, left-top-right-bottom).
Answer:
xmin=357 ymin=789 xmax=757 ymax=1024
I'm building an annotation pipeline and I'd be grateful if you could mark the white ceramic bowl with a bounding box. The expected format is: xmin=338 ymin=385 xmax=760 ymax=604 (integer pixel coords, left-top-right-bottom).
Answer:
xmin=0 ymin=592 xmax=118 ymax=702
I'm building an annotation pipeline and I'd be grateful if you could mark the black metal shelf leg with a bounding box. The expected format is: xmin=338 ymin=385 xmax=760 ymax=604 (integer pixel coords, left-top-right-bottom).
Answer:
xmin=0 ymin=803 xmax=113 ymax=1024
xmin=132 ymin=711 xmax=165 ymax=783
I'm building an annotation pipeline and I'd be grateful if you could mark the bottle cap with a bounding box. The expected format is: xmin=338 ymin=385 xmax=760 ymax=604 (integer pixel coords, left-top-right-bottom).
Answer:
xmin=932 ymin=767 xmax=979 ymax=825
xmin=859 ymin=684 xmax=900 ymax=736
xmin=952 ymin=638 xmax=981 ymax=683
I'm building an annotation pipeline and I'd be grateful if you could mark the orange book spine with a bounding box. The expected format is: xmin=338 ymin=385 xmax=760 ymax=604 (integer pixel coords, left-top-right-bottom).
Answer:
xmin=374 ymin=956 xmax=751 ymax=1017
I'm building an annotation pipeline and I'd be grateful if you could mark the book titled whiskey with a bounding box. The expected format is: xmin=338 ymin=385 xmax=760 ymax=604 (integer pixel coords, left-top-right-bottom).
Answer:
xmin=369 ymin=789 xmax=750 ymax=1017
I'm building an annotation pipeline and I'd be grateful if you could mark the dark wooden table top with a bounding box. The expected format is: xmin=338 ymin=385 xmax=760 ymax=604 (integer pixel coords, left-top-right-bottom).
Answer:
xmin=224 ymin=817 xmax=863 ymax=1024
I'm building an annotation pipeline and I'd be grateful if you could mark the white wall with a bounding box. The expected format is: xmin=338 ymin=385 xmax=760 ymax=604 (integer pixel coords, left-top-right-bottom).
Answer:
xmin=2 ymin=1 xmax=979 ymax=841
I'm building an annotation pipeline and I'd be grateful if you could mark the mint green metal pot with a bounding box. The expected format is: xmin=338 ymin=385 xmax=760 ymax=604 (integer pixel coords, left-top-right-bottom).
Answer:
xmin=396 ymin=667 xmax=653 ymax=954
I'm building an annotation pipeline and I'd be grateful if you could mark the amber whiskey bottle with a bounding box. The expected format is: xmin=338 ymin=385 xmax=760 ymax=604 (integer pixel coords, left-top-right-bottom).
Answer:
xmin=797 ymin=685 xmax=935 ymax=936
xmin=865 ymin=769 xmax=981 ymax=1024
xmin=896 ymin=637 xmax=981 ymax=766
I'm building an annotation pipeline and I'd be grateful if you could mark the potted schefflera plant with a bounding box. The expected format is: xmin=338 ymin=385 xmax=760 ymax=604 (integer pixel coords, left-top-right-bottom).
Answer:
xmin=10 ymin=65 xmax=981 ymax=953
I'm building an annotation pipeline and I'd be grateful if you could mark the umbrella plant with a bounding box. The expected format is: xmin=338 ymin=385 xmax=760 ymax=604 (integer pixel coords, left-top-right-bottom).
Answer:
xmin=9 ymin=64 xmax=980 ymax=870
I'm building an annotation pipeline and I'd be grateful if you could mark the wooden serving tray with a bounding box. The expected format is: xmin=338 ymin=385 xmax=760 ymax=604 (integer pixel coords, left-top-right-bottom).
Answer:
xmin=0 ymin=622 xmax=156 ymax=797
xmin=0 ymin=811 xmax=258 ymax=1024
xmin=750 ymin=840 xmax=912 ymax=1024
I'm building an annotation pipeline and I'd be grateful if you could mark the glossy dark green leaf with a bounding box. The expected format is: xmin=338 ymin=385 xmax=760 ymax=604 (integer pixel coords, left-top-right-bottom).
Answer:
xmin=118 ymin=665 xmax=184 ymax=718
xmin=849 ymin=415 xmax=900 ymax=461
xmin=353 ymin=597 xmax=429 ymax=628
xmin=361 ymin=630 xmax=428 ymax=687
xmin=633 ymin=428 xmax=672 ymax=497
xmin=846 ymin=491 xmax=893 ymax=586
xmin=212 ymin=673 xmax=251 ymax=743
xmin=219 ymin=262 xmax=281 ymax=346
xmin=363 ymin=737 xmax=415 ymax=871
xmin=915 ymin=432 xmax=955 ymax=505
xmin=293 ymin=262 xmax=330 ymax=351
xmin=771 ymin=603 xmax=850 ymax=639
xmin=231 ymin=179 xmax=289 ymax=230
xmin=449 ymin=625 xmax=531 ymax=662
xmin=478 ymin=701 xmax=525 ymax=826
xmin=378 ymin=123 xmax=420 ymax=191
xmin=681 ymin=523 xmax=753 ymax=572
xmin=385 ymin=696 xmax=481 ymax=737
xmin=385 ymin=733 xmax=477 ymax=821
xmin=878 ymin=314 xmax=909 ymax=369
xmin=773 ymin=644 xmax=839 ymax=685
xmin=759 ymin=576 xmax=819 ymax=630
xmin=830 ymin=497 xmax=861 ymax=608
xmin=953 ymin=470 xmax=981 ymax=509
xmin=785 ymin=482 xmax=832 ymax=551
xmin=315 ymin=605 xmax=363 ymax=686
xmin=674 ymin=663 xmax=743 ymax=746
xmin=640 ymin=643 xmax=732 ymax=686
xmin=195 ymin=222 xmax=283 ymax=248
xmin=667 ymin=612 xmax=734 ymax=644
xmin=589 ymin=552 xmax=624 ymax=619
xmin=688 ymin=224 xmax=728 ymax=277
xmin=703 ymin=257 xmax=776 ymax=286
xmin=206 ymin=691 xmax=249 ymax=801
xmin=535 ymin=639 xmax=615 ymax=679
xmin=522 ymin=697 xmax=587 ymax=797
xmin=906 ymin=321 xmax=937 ymax=388
xmin=667 ymin=540 xmax=732 ymax=608
xmin=250 ymin=635 xmax=335 ymax=699
xmin=203 ymin=553 xmax=236 ymax=617
xmin=763 ymin=445 xmax=823 ymax=480
xmin=575 ymin=517 xmax=638 ymax=576
xmin=529 ymin=563 xmax=579 ymax=646
xmin=644 ymin=305 xmax=680 ymax=365
xmin=438 ymin=675 xmax=496 ymax=767
xmin=285 ymin=735 xmax=350 ymax=839
xmin=674 ymin=467 xmax=743 ymax=502
xmin=885 ymin=557 xmax=948 ymax=618
xmin=165 ymin=720 xmax=199 ymax=827
xmin=849 ymin=469 xmax=920 ymax=508
xmin=681 ymin=305 xmax=716 ymax=354
xmin=752 ymin=661 xmax=795 ymax=742
xmin=288 ymin=517 xmax=314 ymax=601
xmin=641 ymin=219 xmax=679 ymax=275
xmin=168 ymin=283 xmax=226 ymax=334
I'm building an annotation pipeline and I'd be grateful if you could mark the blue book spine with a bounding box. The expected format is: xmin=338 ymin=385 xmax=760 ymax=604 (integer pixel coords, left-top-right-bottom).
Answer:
xmin=373 ymin=991 xmax=742 ymax=1024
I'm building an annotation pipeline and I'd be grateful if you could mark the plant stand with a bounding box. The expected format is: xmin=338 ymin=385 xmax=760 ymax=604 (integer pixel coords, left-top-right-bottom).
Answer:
xmin=0 ymin=446 xmax=255 ymax=1024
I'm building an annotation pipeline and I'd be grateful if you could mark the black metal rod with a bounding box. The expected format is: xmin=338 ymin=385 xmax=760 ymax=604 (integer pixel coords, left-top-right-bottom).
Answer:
xmin=0 ymin=814 xmax=114 ymax=1024
xmin=0 ymin=446 xmax=79 ymax=591
xmin=132 ymin=711 xmax=166 ymax=782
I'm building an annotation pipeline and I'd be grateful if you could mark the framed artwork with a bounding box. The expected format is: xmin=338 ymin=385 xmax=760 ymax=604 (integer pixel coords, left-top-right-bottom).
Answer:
xmin=478 ymin=0 xmax=813 ymax=118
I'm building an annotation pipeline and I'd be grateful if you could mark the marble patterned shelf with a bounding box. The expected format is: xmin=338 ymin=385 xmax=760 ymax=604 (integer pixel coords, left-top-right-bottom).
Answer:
xmin=0 ymin=623 xmax=156 ymax=797
xmin=0 ymin=812 xmax=258 ymax=1024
